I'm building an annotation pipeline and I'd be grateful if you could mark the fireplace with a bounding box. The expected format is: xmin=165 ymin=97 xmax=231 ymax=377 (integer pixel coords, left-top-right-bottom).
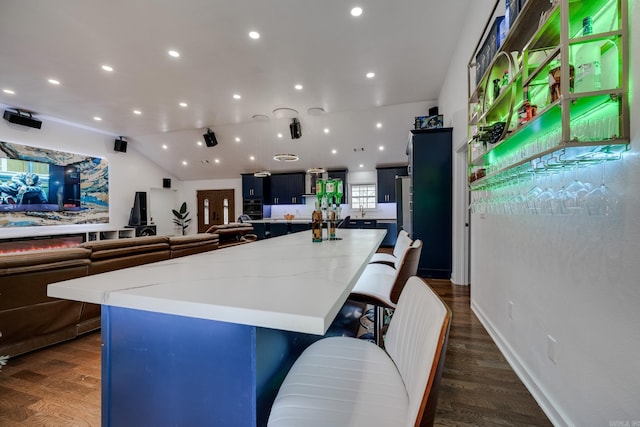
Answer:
xmin=0 ymin=233 xmax=85 ymax=254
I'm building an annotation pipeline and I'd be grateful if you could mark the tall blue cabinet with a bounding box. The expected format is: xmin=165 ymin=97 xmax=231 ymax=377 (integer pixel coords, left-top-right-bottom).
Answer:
xmin=409 ymin=128 xmax=452 ymax=279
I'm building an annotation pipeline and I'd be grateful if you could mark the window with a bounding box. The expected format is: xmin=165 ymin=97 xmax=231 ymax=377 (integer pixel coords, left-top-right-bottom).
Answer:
xmin=351 ymin=184 xmax=376 ymax=209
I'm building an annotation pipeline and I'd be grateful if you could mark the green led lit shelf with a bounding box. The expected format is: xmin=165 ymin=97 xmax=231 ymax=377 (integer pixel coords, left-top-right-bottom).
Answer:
xmin=467 ymin=0 xmax=629 ymax=192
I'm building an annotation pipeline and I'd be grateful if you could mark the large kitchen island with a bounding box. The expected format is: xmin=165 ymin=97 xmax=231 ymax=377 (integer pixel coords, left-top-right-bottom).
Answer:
xmin=48 ymin=228 xmax=386 ymax=426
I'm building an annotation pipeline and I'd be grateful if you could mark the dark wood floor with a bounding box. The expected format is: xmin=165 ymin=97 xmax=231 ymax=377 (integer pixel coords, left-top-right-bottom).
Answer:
xmin=0 ymin=279 xmax=551 ymax=426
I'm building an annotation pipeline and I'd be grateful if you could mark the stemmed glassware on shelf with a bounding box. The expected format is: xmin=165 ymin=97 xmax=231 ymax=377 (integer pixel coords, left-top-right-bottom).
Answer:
xmin=583 ymin=162 xmax=620 ymax=216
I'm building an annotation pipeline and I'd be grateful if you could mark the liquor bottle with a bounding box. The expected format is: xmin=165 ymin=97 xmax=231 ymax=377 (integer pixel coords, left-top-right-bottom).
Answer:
xmin=336 ymin=179 xmax=344 ymax=206
xmin=328 ymin=209 xmax=336 ymax=240
xmin=574 ymin=16 xmax=601 ymax=93
xmin=315 ymin=179 xmax=325 ymax=211
xmin=493 ymin=78 xmax=501 ymax=101
xmin=324 ymin=179 xmax=335 ymax=214
xmin=312 ymin=204 xmax=323 ymax=242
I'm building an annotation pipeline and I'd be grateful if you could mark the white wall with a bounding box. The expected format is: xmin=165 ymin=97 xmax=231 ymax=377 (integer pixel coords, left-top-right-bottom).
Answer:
xmin=0 ymin=111 xmax=178 ymax=238
xmin=439 ymin=1 xmax=640 ymax=425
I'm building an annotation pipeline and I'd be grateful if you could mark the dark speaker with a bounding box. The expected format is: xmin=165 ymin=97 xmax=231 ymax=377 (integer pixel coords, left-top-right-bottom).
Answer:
xmin=163 ymin=178 xmax=171 ymax=188
xmin=203 ymin=130 xmax=218 ymax=147
xmin=289 ymin=118 xmax=302 ymax=139
xmin=126 ymin=225 xmax=157 ymax=237
xmin=428 ymin=106 xmax=439 ymax=116
xmin=3 ymin=110 xmax=42 ymax=129
xmin=114 ymin=139 xmax=127 ymax=152
xmin=128 ymin=191 xmax=147 ymax=226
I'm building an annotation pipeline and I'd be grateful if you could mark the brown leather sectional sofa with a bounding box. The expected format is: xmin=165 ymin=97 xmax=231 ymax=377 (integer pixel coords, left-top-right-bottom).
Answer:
xmin=0 ymin=233 xmax=221 ymax=357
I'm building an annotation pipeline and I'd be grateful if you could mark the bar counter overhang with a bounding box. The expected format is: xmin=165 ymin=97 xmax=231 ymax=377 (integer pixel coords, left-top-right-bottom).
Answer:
xmin=48 ymin=229 xmax=386 ymax=426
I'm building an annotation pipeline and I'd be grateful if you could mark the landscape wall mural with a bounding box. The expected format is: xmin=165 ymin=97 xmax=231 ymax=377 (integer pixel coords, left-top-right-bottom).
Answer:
xmin=0 ymin=141 xmax=108 ymax=227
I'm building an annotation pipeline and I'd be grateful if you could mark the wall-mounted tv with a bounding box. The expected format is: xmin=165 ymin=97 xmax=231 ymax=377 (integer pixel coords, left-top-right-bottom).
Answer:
xmin=0 ymin=158 xmax=81 ymax=212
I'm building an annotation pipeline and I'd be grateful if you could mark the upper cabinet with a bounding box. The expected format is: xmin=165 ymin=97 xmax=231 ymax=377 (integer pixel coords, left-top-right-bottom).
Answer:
xmin=242 ymin=174 xmax=269 ymax=200
xmin=269 ymin=172 xmax=305 ymax=205
xmin=377 ymin=166 xmax=408 ymax=203
xmin=468 ymin=0 xmax=629 ymax=190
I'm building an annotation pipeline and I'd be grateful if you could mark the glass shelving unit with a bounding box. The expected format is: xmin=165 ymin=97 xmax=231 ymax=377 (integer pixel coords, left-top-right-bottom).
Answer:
xmin=467 ymin=0 xmax=629 ymax=192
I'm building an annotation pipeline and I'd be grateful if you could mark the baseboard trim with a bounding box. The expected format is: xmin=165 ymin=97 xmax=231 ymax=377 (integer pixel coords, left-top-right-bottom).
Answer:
xmin=470 ymin=300 xmax=570 ymax=427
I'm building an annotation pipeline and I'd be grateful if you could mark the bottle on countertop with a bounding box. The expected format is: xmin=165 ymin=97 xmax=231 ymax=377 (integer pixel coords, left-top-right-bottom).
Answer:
xmin=312 ymin=204 xmax=323 ymax=243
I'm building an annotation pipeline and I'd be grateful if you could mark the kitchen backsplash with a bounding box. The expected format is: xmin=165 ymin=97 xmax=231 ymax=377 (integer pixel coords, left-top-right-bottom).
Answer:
xmin=268 ymin=202 xmax=397 ymax=220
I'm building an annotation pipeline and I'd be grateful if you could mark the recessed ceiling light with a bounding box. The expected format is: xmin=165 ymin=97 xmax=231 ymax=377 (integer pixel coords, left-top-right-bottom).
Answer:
xmin=249 ymin=31 xmax=260 ymax=40
xmin=359 ymin=164 xmax=364 ymax=168
xmin=250 ymin=155 xmax=255 ymax=161
xmin=197 ymin=141 xmax=203 ymax=146
xmin=331 ymin=149 xmax=337 ymax=154
xmin=162 ymin=144 xmax=168 ymax=150
xmin=133 ymin=110 xmax=142 ymax=115
xmin=366 ymin=72 xmax=375 ymax=79
xmin=2 ymin=89 xmax=15 ymax=94
xmin=179 ymin=102 xmax=188 ymax=108
xmin=277 ymin=133 xmax=283 ymax=138
xmin=93 ymin=116 xmax=102 ymax=121
xmin=379 ymin=145 xmax=384 ymax=151
xmin=168 ymin=50 xmax=180 ymax=58
xmin=101 ymin=65 xmax=114 ymax=72
xmin=294 ymin=84 xmax=303 ymax=90
xmin=233 ymin=94 xmax=242 ymax=100
xmin=324 ymin=128 xmax=330 ymax=134
xmin=182 ymin=161 xmax=188 ymax=166
xmin=376 ymin=122 xmax=382 ymax=128
xmin=48 ymin=78 xmax=61 ymax=85
xmin=214 ymin=159 xmax=220 ymax=164
xmin=351 ymin=7 xmax=363 ymax=17
xmin=235 ymin=137 xmax=241 ymax=142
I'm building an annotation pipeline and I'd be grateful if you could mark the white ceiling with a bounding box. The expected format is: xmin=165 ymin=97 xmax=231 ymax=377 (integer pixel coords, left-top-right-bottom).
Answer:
xmin=0 ymin=0 xmax=469 ymax=180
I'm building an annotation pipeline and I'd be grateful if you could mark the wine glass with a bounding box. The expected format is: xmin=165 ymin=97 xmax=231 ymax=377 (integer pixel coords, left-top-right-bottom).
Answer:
xmin=584 ymin=162 xmax=620 ymax=216
xmin=564 ymin=164 xmax=589 ymax=215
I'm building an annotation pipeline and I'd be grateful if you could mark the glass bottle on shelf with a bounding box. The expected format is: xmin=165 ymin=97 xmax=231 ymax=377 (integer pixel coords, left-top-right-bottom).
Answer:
xmin=574 ymin=16 xmax=602 ymax=93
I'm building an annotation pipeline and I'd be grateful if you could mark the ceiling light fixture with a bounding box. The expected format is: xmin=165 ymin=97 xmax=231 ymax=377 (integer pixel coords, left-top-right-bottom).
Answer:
xmin=93 ymin=116 xmax=102 ymax=121
xmin=101 ymin=65 xmax=114 ymax=72
xmin=323 ymin=128 xmax=330 ymax=134
xmin=331 ymin=149 xmax=337 ymax=154
xmin=307 ymin=107 xmax=325 ymax=116
xmin=273 ymin=153 xmax=299 ymax=162
xmin=133 ymin=110 xmax=142 ymax=115
xmin=252 ymin=114 xmax=270 ymax=122
xmin=379 ymin=145 xmax=385 ymax=151
xmin=2 ymin=89 xmax=15 ymax=94
xmin=351 ymin=6 xmax=363 ymax=17
xmin=235 ymin=137 xmax=241 ymax=142
xmin=376 ymin=122 xmax=382 ymax=128
xmin=233 ymin=94 xmax=241 ymax=100
xmin=48 ymin=79 xmax=61 ymax=85
xmin=366 ymin=72 xmax=375 ymax=79
xmin=162 ymin=144 xmax=168 ymax=149
xmin=249 ymin=31 xmax=260 ymax=39
xmin=168 ymin=50 xmax=180 ymax=58
xmin=294 ymin=84 xmax=303 ymax=90
xmin=273 ymin=107 xmax=298 ymax=119
xmin=307 ymin=167 xmax=326 ymax=174
xmin=179 ymin=102 xmax=188 ymax=107
xmin=254 ymin=170 xmax=271 ymax=177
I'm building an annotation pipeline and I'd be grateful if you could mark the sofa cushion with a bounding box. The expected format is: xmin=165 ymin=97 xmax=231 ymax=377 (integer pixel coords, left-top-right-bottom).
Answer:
xmin=82 ymin=235 xmax=169 ymax=251
xmin=0 ymin=248 xmax=91 ymax=276
xmin=168 ymin=233 xmax=220 ymax=247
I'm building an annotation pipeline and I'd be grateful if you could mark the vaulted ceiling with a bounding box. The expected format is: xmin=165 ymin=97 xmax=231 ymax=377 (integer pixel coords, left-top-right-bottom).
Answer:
xmin=0 ymin=0 xmax=469 ymax=180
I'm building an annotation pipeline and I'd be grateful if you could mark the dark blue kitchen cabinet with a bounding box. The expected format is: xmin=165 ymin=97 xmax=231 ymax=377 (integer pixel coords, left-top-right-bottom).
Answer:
xmin=269 ymin=172 xmax=305 ymax=205
xmin=377 ymin=166 xmax=408 ymax=203
xmin=409 ymin=128 xmax=452 ymax=279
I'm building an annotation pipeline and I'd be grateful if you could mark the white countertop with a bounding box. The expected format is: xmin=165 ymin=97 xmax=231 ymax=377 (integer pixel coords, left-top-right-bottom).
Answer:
xmin=48 ymin=229 xmax=386 ymax=336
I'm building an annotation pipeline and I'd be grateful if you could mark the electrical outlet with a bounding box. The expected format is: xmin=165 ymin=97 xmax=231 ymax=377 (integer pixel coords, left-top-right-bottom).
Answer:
xmin=508 ymin=301 xmax=514 ymax=320
xmin=547 ymin=335 xmax=557 ymax=364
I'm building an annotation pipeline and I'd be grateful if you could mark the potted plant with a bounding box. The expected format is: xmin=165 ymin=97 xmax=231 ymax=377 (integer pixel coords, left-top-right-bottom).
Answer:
xmin=172 ymin=202 xmax=192 ymax=235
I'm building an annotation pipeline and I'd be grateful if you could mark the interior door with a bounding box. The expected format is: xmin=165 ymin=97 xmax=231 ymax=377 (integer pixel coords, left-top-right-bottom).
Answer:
xmin=197 ymin=189 xmax=235 ymax=233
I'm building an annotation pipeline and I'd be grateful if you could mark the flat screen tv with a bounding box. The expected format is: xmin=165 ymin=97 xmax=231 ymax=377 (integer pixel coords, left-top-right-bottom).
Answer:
xmin=0 ymin=158 xmax=81 ymax=212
